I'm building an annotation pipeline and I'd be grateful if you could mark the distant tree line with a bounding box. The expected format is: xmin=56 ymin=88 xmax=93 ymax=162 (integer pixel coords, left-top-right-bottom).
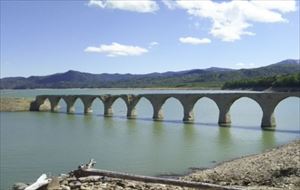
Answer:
xmin=222 ymin=72 xmax=300 ymax=89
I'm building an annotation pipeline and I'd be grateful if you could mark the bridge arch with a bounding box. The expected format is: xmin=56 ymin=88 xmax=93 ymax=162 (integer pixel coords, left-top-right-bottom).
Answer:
xmin=71 ymin=97 xmax=85 ymax=114
xmin=141 ymin=95 xmax=170 ymax=121
xmin=90 ymin=97 xmax=105 ymax=115
xmin=135 ymin=97 xmax=153 ymax=119
xmin=274 ymin=96 xmax=300 ymax=130
xmin=229 ymin=96 xmax=263 ymax=127
xmin=78 ymin=96 xmax=98 ymax=114
xmin=39 ymin=96 xmax=64 ymax=112
xmin=63 ymin=96 xmax=79 ymax=113
xmin=194 ymin=97 xmax=219 ymax=124
xmin=56 ymin=98 xmax=67 ymax=113
xmin=111 ymin=97 xmax=128 ymax=117
xmin=160 ymin=97 xmax=184 ymax=122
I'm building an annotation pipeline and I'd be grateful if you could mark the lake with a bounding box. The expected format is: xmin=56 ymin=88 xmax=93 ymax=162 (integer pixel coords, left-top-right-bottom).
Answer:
xmin=0 ymin=89 xmax=299 ymax=190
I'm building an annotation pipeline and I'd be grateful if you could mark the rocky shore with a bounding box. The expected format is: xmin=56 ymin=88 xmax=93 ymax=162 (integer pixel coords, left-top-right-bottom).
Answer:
xmin=13 ymin=140 xmax=300 ymax=190
xmin=182 ymin=140 xmax=300 ymax=190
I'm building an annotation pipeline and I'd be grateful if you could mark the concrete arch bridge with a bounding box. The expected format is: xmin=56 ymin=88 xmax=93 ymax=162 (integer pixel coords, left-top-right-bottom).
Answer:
xmin=30 ymin=92 xmax=300 ymax=129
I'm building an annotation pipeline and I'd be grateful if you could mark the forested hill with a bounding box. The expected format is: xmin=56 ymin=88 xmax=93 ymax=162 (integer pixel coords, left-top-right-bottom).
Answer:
xmin=223 ymin=72 xmax=300 ymax=90
xmin=1 ymin=59 xmax=299 ymax=89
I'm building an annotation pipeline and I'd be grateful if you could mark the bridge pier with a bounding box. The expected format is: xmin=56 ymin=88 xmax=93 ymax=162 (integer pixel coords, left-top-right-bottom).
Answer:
xmin=183 ymin=109 xmax=194 ymax=123
xmin=101 ymin=96 xmax=119 ymax=117
xmin=261 ymin=111 xmax=276 ymax=129
xmin=127 ymin=107 xmax=137 ymax=119
xmin=144 ymin=95 xmax=168 ymax=121
xmin=30 ymin=96 xmax=45 ymax=111
xmin=153 ymin=106 xmax=164 ymax=121
xmin=255 ymin=94 xmax=281 ymax=129
xmin=218 ymin=108 xmax=231 ymax=126
xmin=177 ymin=95 xmax=199 ymax=123
xmin=48 ymin=96 xmax=61 ymax=112
xmin=63 ymin=96 xmax=77 ymax=114
xmin=121 ymin=95 xmax=140 ymax=119
xmin=104 ymin=104 xmax=113 ymax=117
xmin=212 ymin=96 xmax=236 ymax=127
xmin=81 ymin=96 xmax=96 ymax=114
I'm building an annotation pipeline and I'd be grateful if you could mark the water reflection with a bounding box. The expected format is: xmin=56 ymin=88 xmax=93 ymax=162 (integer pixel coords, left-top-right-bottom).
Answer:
xmin=152 ymin=121 xmax=164 ymax=137
xmin=217 ymin=127 xmax=232 ymax=146
xmin=260 ymin=131 xmax=276 ymax=150
xmin=182 ymin=124 xmax=196 ymax=143
xmin=126 ymin=119 xmax=138 ymax=137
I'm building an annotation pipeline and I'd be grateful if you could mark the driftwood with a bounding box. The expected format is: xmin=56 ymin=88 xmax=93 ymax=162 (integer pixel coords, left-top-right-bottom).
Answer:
xmin=24 ymin=174 xmax=51 ymax=190
xmin=72 ymin=159 xmax=243 ymax=190
xmin=78 ymin=159 xmax=96 ymax=170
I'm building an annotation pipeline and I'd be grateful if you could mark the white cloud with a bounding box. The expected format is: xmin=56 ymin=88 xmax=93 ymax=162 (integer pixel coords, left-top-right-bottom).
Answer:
xmin=179 ymin=37 xmax=211 ymax=45
xmin=162 ymin=0 xmax=176 ymax=10
xmin=148 ymin=41 xmax=159 ymax=48
xmin=174 ymin=0 xmax=297 ymax=42
xmin=236 ymin=62 xmax=256 ymax=68
xmin=252 ymin=0 xmax=297 ymax=13
xmin=88 ymin=0 xmax=159 ymax=13
xmin=85 ymin=42 xmax=148 ymax=57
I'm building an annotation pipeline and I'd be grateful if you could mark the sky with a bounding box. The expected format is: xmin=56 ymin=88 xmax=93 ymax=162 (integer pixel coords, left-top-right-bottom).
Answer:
xmin=0 ymin=0 xmax=299 ymax=78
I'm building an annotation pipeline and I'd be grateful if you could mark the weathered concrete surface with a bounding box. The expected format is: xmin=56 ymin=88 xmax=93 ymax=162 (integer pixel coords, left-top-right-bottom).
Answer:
xmin=31 ymin=92 xmax=300 ymax=128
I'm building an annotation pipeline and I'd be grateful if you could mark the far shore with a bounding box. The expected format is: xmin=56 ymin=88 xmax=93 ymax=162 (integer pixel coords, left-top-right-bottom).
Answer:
xmin=1 ymin=86 xmax=299 ymax=92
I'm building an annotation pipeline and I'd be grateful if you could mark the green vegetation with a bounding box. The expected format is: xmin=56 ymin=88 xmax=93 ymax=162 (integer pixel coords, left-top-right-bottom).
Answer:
xmin=0 ymin=59 xmax=299 ymax=89
xmin=222 ymin=72 xmax=300 ymax=89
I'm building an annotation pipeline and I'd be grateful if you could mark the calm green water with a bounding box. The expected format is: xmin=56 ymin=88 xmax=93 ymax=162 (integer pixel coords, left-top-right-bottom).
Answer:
xmin=1 ymin=89 xmax=299 ymax=190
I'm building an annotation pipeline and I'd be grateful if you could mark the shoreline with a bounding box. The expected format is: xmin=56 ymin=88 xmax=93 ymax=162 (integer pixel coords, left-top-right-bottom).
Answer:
xmin=13 ymin=140 xmax=300 ymax=190
xmin=1 ymin=87 xmax=299 ymax=91
xmin=182 ymin=139 xmax=300 ymax=189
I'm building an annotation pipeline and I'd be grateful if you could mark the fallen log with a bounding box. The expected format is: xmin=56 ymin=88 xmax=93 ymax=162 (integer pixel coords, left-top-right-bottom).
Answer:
xmin=72 ymin=160 xmax=243 ymax=190
xmin=24 ymin=174 xmax=51 ymax=190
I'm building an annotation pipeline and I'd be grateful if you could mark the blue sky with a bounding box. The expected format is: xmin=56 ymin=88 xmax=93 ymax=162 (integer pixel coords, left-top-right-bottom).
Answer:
xmin=1 ymin=0 xmax=299 ymax=77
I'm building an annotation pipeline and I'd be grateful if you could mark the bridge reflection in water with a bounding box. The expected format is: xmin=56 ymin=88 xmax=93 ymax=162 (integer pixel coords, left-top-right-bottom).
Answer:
xmin=30 ymin=92 xmax=300 ymax=129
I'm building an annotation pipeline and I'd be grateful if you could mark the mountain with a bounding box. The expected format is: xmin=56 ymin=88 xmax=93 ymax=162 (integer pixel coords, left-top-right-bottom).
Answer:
xmin=1 ymin=59 xmax=299 ymax=89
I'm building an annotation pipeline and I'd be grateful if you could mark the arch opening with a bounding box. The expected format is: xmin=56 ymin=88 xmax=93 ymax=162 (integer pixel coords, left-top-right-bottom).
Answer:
xmin=194 ymin=97 xmax=219 ymax=124
xmin=73 ymin=98 xmax=84 ymax=114
xmin=56 ymin=98 xmax=67 ymax=113
xmin=161 ymin=97 xmax=183 ymax=122
xmin=274 ymin=97 xmax=300 ymax=131
xmin=229 ymin=97 xmax=263 ymax=127
xmin=91 ymin=98 xmax=104 ymax=116
xmin=136 ymin=97 xmax=153 ymax=120
xmin=112 ymin=97 xmax=127 ymax=117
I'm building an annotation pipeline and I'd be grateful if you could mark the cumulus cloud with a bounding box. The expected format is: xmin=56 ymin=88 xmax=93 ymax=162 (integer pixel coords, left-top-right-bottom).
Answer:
xmin=85 ymin=42 xmax=148 ymax=57
xmin=179 ymin=37 xmax=211 ymax=45
xmin=88 ymin=0 xmax=159 ymax=13
xmin=171 ymin=0 xmax=297 ymax=41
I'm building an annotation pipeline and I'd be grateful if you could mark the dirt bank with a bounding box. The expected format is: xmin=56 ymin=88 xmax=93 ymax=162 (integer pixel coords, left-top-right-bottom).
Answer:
xmin=0 ymin=97 xmax=50 ymax=112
